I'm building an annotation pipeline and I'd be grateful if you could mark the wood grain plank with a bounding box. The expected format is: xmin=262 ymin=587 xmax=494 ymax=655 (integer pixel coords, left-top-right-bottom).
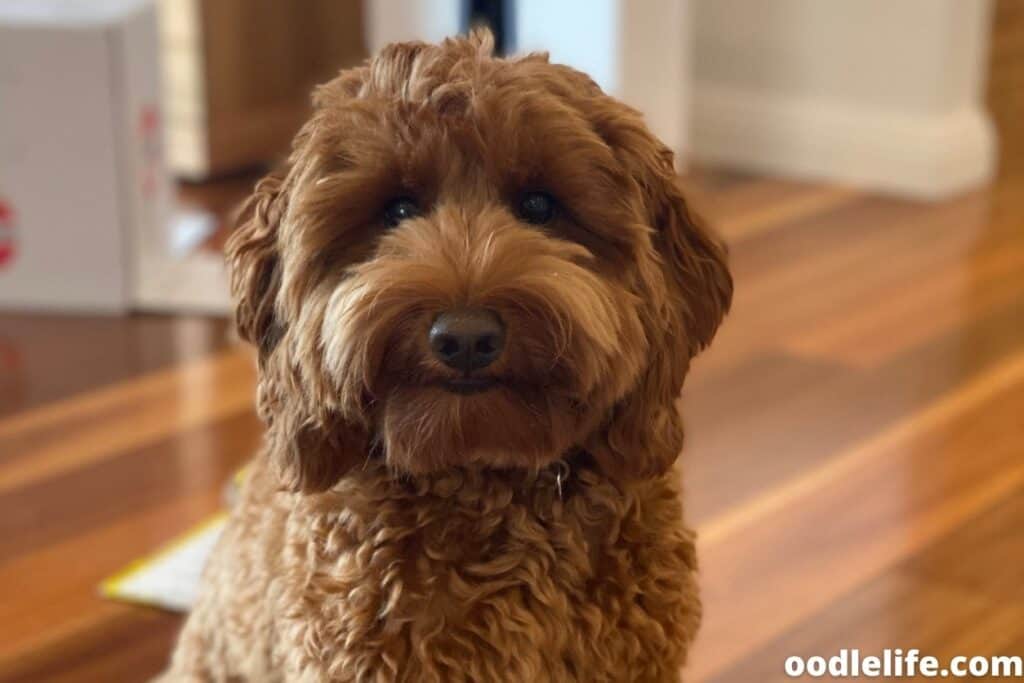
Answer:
xmin=904 ymin=489 xmax=1024 ymax=604
xmin=0 ymin=349 xmax=255 ymax=494
xmin=989 ymin=0 xmax=1024 ymax=178
xmin=782 ymin=243 xmax=1024 ymax=367
xmin=685 ymin=175 xmax=861 ymax=243
xmin=693 ymin=189 xmax=995 ymax=379
xmin=687 ymin=351 xmax=1024 ymax=680
xmin=707 ymin=572 xmax=1024 ymax=682
xmin=0 ymin=609 xmax=180 ymax=683
xmin=0 ymin=314 xmax=230 ymax=418
xmin=0 ymin=488 xmax=228 ymax=664
xmin=0 ymin=411 xmax=259 ymax=564
xmin=685 ymin=285 xmax=1024 ymax=523
xmin=706 ymin=488 xmax=1024 ymax=682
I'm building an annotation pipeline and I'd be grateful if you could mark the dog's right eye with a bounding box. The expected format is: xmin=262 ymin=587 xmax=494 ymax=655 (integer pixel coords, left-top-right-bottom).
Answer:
xmin=383 ymin=198 xmax=421 ymax=227
xmin=518 ymin=192 xmax=557 ymax=225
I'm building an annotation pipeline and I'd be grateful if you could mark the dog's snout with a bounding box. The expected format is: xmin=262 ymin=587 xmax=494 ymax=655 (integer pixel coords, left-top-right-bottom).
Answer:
xmin=429 ymin=309 xmax=506 ymax=372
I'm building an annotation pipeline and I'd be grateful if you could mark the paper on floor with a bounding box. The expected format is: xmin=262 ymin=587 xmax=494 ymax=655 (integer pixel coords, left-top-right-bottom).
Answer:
xmin=101 ymin=514 xmax=226 ymax=612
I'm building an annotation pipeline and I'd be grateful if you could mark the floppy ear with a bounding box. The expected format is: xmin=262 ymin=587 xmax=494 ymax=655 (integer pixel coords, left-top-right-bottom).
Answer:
xmin=588 ymin=125 xmax=732 ymax=480
xmin=657 ymin=171 xmax=733 ymax=357
xmin=227 ymin=169 xmax=369 ymax=492
xmin=227 ymin=172 xmax=287 ymax=354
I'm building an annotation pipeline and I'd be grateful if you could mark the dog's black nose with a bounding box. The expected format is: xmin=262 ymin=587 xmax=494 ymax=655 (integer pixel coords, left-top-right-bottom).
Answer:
xmin=429 ymin=309 xmax=505 ymax=372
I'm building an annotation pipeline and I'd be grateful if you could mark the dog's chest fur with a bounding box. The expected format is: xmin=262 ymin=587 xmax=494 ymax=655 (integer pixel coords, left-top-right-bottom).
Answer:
xmin=183 ymin=455 xmax=700 ymax=682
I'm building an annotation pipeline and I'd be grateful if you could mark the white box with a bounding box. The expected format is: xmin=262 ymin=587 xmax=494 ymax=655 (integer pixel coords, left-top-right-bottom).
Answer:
xmin=0 ymin=0 xmax=171 ymax=313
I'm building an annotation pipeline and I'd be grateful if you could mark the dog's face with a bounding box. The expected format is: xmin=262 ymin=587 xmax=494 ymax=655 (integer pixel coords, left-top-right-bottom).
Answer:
xmin=229 ymin=33 xmax=732 ymax=491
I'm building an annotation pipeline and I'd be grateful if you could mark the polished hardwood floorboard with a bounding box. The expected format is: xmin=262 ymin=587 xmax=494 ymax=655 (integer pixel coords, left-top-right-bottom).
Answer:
xmin=0 ymin=169 xmax=1021 ymax=681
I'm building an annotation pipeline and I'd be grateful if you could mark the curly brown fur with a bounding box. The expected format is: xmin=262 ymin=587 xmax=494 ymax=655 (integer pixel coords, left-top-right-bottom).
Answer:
xmin=163 ymin=29 xmax=731 ymax=682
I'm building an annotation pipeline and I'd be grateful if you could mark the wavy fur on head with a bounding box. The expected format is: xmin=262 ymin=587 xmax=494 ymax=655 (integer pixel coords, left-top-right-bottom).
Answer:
xmin=164 ymin=29 xmax=731 ymax=682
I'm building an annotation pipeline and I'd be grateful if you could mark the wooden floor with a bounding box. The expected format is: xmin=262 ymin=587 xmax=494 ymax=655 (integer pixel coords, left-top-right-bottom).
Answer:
xmin=1 ymin=167 xmax=1022 ymax=682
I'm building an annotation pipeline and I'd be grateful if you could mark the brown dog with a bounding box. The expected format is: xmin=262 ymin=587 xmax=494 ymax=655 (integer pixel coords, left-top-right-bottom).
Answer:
xmin=163 ymin=30 xmax=731 ymax=682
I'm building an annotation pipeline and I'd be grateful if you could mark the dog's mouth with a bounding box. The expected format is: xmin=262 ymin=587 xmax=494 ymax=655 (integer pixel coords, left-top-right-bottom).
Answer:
xmin=438 ymin=376 xmax=499 ymax=395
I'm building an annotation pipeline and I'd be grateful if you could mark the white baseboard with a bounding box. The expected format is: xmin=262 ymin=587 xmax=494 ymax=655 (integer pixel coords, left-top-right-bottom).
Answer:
xmin=690 ymin=83 xmax=996 ymax=199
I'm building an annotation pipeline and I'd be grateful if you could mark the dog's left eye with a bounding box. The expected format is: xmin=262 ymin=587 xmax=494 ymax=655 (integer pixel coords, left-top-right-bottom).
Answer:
xmin=518 ymin=192 xmax=557 ymax=225
xmin=383 ymin=198 xmax=421 ymax=227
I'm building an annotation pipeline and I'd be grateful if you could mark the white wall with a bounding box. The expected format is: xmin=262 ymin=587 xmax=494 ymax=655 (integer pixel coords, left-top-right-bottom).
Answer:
xmin=691 ymin=0 xmax=996 ymax=198
xmin=363 ymin=0 xmax=462 ymax=52
xmin=515 ymin=0 xmax=619 ymax=91
xmin=515 ymin=0 xmax=691 ymax=157
xmin=364 ymin=0 xmax=692 ymax=161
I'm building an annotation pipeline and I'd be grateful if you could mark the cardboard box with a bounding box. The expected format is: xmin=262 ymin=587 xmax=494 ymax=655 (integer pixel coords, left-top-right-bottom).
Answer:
xmin=0 ymin=0 xmax=171 ymax=313
xmin=158 ymin=0 xmax=367 ymax=179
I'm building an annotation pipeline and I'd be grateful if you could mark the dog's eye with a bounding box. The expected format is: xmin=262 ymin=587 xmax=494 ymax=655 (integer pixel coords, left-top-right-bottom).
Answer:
xmin=518 ymin=192 xmax=557 ymax=225
xmin=383 ymin=198 xmax=421 ymax=227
